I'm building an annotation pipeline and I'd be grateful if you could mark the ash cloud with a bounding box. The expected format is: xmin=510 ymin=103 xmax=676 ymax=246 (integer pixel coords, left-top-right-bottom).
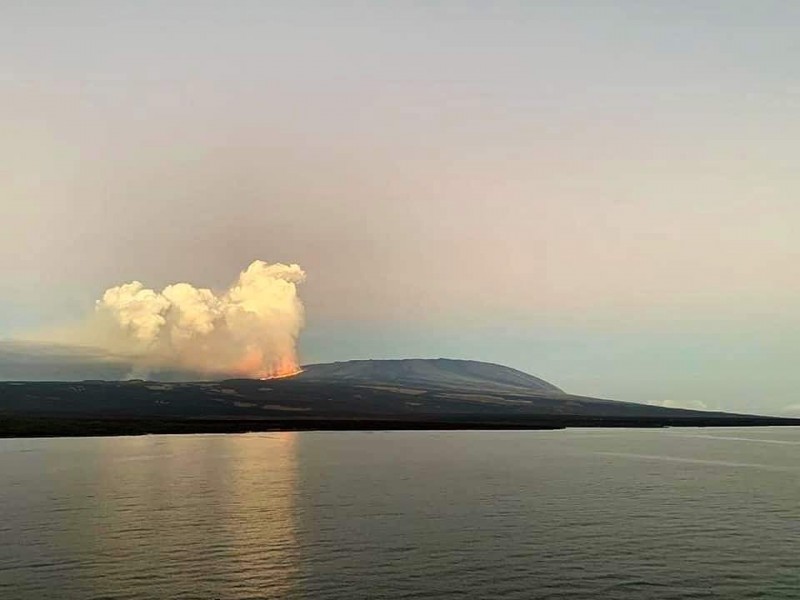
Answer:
xmin=2 ymin=260 xmax=306 ymax=381
xmin=0 ymin=341 xmax=132 ymax=381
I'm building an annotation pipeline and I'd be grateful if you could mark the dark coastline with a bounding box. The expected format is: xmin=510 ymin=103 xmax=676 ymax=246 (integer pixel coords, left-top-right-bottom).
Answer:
xmin=3 ymin=365 xmax=798 ymax=439
xmin=2 ymin=414 xmax=798 ymax=439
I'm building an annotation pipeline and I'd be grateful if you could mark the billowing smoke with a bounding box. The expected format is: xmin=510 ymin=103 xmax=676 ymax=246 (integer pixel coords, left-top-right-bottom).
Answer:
xmin=93 ymin=261 xmax=306 ymax=379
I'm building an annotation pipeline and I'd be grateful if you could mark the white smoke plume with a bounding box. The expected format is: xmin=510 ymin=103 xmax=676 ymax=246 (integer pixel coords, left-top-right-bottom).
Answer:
xmin=93 ymin=260 xmax=306 ymax=379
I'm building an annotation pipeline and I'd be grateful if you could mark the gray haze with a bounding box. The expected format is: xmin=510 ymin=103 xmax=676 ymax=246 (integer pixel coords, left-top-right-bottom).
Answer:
xmin=3 ymin=2 xmax=800 ymax=414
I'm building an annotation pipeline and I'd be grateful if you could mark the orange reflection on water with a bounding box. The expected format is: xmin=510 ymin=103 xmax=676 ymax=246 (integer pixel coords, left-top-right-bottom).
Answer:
xmin=84 ymin=432 xmax=300 ymax=598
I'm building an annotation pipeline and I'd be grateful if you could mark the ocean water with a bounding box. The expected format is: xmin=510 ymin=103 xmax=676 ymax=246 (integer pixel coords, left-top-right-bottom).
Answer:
xmin=1 ymin=428 xmax=798 ymax=599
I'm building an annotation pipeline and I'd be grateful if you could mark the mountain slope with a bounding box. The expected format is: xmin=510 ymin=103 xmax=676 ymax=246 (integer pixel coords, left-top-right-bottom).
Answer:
xmin=4 ymin=358 xmax=792 ymax=437
xmin=296 ymin=358 xmax=564 ymax=395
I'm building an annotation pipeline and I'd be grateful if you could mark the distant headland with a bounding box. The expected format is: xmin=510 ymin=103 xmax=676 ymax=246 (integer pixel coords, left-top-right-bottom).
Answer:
xmin=1 ymin=359 xmax=797 ymax=438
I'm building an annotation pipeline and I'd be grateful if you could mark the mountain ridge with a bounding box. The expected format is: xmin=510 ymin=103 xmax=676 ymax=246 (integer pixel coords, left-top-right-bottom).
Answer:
xmin=3 ymin=357 xmax=797 ymax=438
xmin=295 ymin=358 xmax=564 ymax=395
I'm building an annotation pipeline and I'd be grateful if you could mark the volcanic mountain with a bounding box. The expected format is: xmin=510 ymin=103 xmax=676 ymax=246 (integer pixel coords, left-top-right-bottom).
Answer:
xmin=294 ymin=358 xmax=564 ymax=395
xmin=1 ymin=358 xmax=796 ymax=437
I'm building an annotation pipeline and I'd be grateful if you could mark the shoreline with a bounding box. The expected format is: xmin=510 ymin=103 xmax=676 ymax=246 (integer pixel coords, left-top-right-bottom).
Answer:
xmin=2 ymin=415 xmax=798 ymax=439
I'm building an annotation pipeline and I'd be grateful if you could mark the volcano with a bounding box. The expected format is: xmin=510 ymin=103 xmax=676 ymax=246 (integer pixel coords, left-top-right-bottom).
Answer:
xmin=1 ymin=358 xmax=797 ymax=437
xmin=295 ymin=358 xmax=564 ymax=394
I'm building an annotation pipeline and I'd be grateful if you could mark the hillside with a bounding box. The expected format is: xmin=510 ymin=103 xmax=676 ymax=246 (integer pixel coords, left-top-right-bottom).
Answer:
xmin=296 ymin=358 xmax=564 ymax=394
xmin=2 ymin=358 xmax=796 ymax=436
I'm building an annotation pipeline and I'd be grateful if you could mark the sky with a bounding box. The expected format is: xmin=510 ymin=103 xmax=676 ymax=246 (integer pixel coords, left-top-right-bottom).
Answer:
xmin=2 ymin=1 xmax=800 ymax=415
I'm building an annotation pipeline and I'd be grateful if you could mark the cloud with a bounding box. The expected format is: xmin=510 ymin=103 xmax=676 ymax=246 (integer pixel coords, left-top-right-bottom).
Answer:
xmin=650 ymin=398 xmax=709 ymax=411
xmin=2 ymin=260 xmax=307 ymax=381
xmin=778 ymin=403 xmax=800 ymax=416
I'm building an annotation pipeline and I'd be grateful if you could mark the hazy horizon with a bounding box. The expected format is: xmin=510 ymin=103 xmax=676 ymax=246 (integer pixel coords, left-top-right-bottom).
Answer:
xmin=3 ymin=1 xmax=800 ymax=416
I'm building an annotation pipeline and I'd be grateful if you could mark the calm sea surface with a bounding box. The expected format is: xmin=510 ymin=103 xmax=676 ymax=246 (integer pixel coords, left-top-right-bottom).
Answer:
xmin=1 ymin=428 xmax=799 ymax=599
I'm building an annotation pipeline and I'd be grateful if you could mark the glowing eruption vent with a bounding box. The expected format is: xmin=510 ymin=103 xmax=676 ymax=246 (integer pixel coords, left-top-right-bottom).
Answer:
xmin=96 ymin=261 xmax=305 ymax=379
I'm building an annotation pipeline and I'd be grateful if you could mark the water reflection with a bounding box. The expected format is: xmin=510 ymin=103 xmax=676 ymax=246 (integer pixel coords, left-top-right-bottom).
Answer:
xmin=222 ymin=433 xmax=299 ymax=598
xmin=1 ymin=433 xmax=300 ymax=600
xmin=5 ymin=429 xmax=799 ymax=600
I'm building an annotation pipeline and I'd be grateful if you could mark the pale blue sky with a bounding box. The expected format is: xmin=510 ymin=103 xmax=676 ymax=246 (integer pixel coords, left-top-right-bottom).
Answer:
xmin=2 ymin=1 xmax=800 ymax=414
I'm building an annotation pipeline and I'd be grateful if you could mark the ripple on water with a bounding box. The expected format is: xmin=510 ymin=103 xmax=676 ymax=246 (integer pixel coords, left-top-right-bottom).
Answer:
xmin=0 ymin=428 xmax=798 ymax=599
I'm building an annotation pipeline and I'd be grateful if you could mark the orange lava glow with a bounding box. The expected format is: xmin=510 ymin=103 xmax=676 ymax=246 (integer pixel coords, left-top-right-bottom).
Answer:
xmin=259 ymin=368 xmax=303 ymax=381
xmin=233 ymin=348 xmax=302 ymax=380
